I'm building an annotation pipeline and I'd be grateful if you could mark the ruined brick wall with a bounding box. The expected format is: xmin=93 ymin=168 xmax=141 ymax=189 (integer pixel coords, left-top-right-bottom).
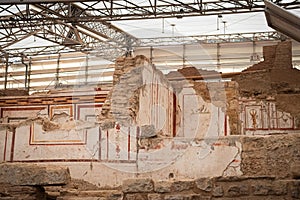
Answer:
xmin=99 ymin=56 xmax=144 ymax=128
xmin=168 ymin=68 xmax=240 ymax=136
xmin=99 ymin=55 xmax=175 ymax=136
xmin=233 ymin=41 xmax=300 ymax=128
xmin=241 ymin=134 xmax=300 ymax=178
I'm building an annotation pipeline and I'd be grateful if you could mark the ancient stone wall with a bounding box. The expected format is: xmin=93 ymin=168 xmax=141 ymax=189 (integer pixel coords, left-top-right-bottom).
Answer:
xmin=241 ymin=134 xmax=300 ymax=178
xmin=0 ymin=42 xmax=299 ymax=199
xmin=0 ymin=133 xmax=299 ymax=199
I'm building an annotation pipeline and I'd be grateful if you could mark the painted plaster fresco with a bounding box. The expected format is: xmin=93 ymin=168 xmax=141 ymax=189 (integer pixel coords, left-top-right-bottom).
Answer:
xmin=99 ymin=126 xmax=137 ymax=162
xmin=137 ymin=63 xmax=175 ymax=137
xmin=240 ymin=100 xmax=299 ymax=135
xmin=177 ymin=87 xmax=227 ymax=139
xmin=0 ymin=104 xmax=106 ymax=162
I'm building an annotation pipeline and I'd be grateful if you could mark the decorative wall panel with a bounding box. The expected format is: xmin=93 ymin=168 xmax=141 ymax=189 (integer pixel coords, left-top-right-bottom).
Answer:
xmin=241 ymin=100 xmax=298 ymax=135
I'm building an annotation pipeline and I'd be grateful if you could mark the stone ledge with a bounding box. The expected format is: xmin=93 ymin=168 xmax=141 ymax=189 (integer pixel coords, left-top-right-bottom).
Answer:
xmin=0 ymin=163 xmax=71 ymax=186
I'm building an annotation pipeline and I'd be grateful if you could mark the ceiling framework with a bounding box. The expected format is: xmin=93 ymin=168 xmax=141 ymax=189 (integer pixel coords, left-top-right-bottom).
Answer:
xmin=0 ymin=3 xmax=139 ymax=60
xmin=0 ymin=0 xmax=299 ymax=21
xmin=139 ymin=31 xmax=285 ymax=46
xmin=3 ymin=31 xmax=286 ymax=57
xmin=0 ymin=0 xmax=299 ymax=59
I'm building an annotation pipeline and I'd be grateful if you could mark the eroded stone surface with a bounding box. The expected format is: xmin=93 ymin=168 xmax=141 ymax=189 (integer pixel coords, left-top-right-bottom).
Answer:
xmin=291 ymin=162 xmax=300 ymax=179
xmin=122 ymin=179 xmax=154 ymax=193
xmin=195 ymin=178 xmax=213 ymax=192
xmin=0 ymin=183 xmax=46 ymax=200
xmin=241 ymin=134 xmax=300 ymax=178
xmin=0 ymin=163 xmax=70 ymax=186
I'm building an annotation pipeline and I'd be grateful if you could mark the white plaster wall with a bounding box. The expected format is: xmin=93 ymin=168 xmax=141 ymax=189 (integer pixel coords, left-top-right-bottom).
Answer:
xmin=0 ymin=105 xmax=103 ymax=162
xmin=12 ymin=124 xmax=99 ymax=161
xmin=176 ymin=86 xmax=226 ymax=139
xmin=137 ymin=62 xmax=174 ymax=136
xmin=0 ymin=129 xmax=7 ymax=161
xmin=38 ymin=138 xmax=241 ymax=187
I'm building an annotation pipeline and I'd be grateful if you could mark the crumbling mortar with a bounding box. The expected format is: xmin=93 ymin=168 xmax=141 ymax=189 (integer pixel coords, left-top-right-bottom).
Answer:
xmin=0 ymin=115 xmax=97 ymax=133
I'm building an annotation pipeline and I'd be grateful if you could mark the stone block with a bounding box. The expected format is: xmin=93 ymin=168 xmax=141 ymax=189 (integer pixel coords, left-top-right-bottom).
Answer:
xmin=227 ymin=185 xmax=249 ymax=197
xmin=0 ymin=183 xmax=46 ymax=200
xmin=57 ymin=197 xmax=106 ymax=200
xmin=0 ymin=163 xmax=70 ymax=186
xmin=212 ymin=186 xmax=224 ymax=197
xmin=271 ymin=181 xmax=288 ymax=195
xmin=122 ymin=179 xmax=154 ymax=193
xmin=195 ymin=178 xmax=212 ymax=192
xmin=154 ymin=181 xmax=172 ymax=193
xmin=252 ymin=184 xmax=272 ymax=196
xmin=241 ymin=134 xmax=300 ymax=178
xmin=148 ymin=193 xmax=163 ymax=200
xmin=164 ymin=194 xmax=203 ymax=200
xmin=140 ymin=125 xmax=157 ymax=138
xmin=171 ymin=180 xmax=194 ymax=192
xmin=108 ymin=191 xmax=124 ymax=200
xmin=125 ymin=193 xmax=148 ymax=200
xmin=164 ymin=194 xmax=183 ymax=200
xmin=290 ymin=180 xmax=300 ymax=198
xmin=291 ymin=162 xmax=300 ymax=179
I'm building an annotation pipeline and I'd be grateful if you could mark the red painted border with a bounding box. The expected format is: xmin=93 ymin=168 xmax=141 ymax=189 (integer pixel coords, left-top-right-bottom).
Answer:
xmin=224 ymin=114 xmax=227 ymax=136
xmin=3 ymin=131 xmax=8 ymax=161
xmin=76 ymin=103 xmax=102 ymax=120
xmin=173 ymin=92 xmax=177 ymax=137
xmin=1 ymin=106 xmax=47 ymax=118
xmin=10 ymin=159 xmax=136 ymax=163
xmin=29 ymin=123 xmax=87 ymax=146
xmin=128 ymin=127 xmax=130 ymax=160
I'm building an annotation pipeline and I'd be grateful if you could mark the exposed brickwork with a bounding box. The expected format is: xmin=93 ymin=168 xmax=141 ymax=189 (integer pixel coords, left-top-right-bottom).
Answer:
xmin=241 ymin=134 xmax=300 ymax=178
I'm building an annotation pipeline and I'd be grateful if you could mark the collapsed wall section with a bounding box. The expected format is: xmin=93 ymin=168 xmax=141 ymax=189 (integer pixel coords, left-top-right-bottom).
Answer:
xmin=99 ymin=55 xmax=175 ymax=137
xmin=233 ymin=41 xmax=300 ymax=134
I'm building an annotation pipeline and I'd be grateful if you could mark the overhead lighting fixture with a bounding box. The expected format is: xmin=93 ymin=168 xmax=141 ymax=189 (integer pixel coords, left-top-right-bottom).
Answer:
xmin=176 ymin=9 xmax=184 ymax=19
xmin=217 ymin=14 xmax=223 ymax=30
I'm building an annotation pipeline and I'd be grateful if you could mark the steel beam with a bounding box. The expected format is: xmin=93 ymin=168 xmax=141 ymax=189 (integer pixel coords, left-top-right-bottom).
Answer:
xmin=0 ymin=1 xmax=298 ymax=59
xmin=138 ymin=31 xmax=285 ymax=46
xmin=0 ymin=1 xmax=298 ymax=22
xmin=0 ymin=3 xmax=139 ymax=61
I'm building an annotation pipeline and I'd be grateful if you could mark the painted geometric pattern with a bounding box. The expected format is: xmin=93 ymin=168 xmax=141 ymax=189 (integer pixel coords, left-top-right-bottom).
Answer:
xmin=0 ymin=104 xmax=137 ymax=163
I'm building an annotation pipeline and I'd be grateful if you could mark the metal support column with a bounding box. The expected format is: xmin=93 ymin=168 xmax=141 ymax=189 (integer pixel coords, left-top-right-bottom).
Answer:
xmin=28 ymin=57 xmax=32 ymax=92
xmin=85 ymin=54 xmax=88 ymax=85
xmin=55 ymin=53 xmax=61 ymax=87
xmin=183 ymin=44 xmax=186 ymax=68
xmin=4 ymin=54 xmax=9 ymax=90
xmin=217 ymin=43 xmax=221 ymax=71
xmin=23 ymin=55 xmax=29 ymax=90
xmin=150 ymin=46 xmax=153 ymax=64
